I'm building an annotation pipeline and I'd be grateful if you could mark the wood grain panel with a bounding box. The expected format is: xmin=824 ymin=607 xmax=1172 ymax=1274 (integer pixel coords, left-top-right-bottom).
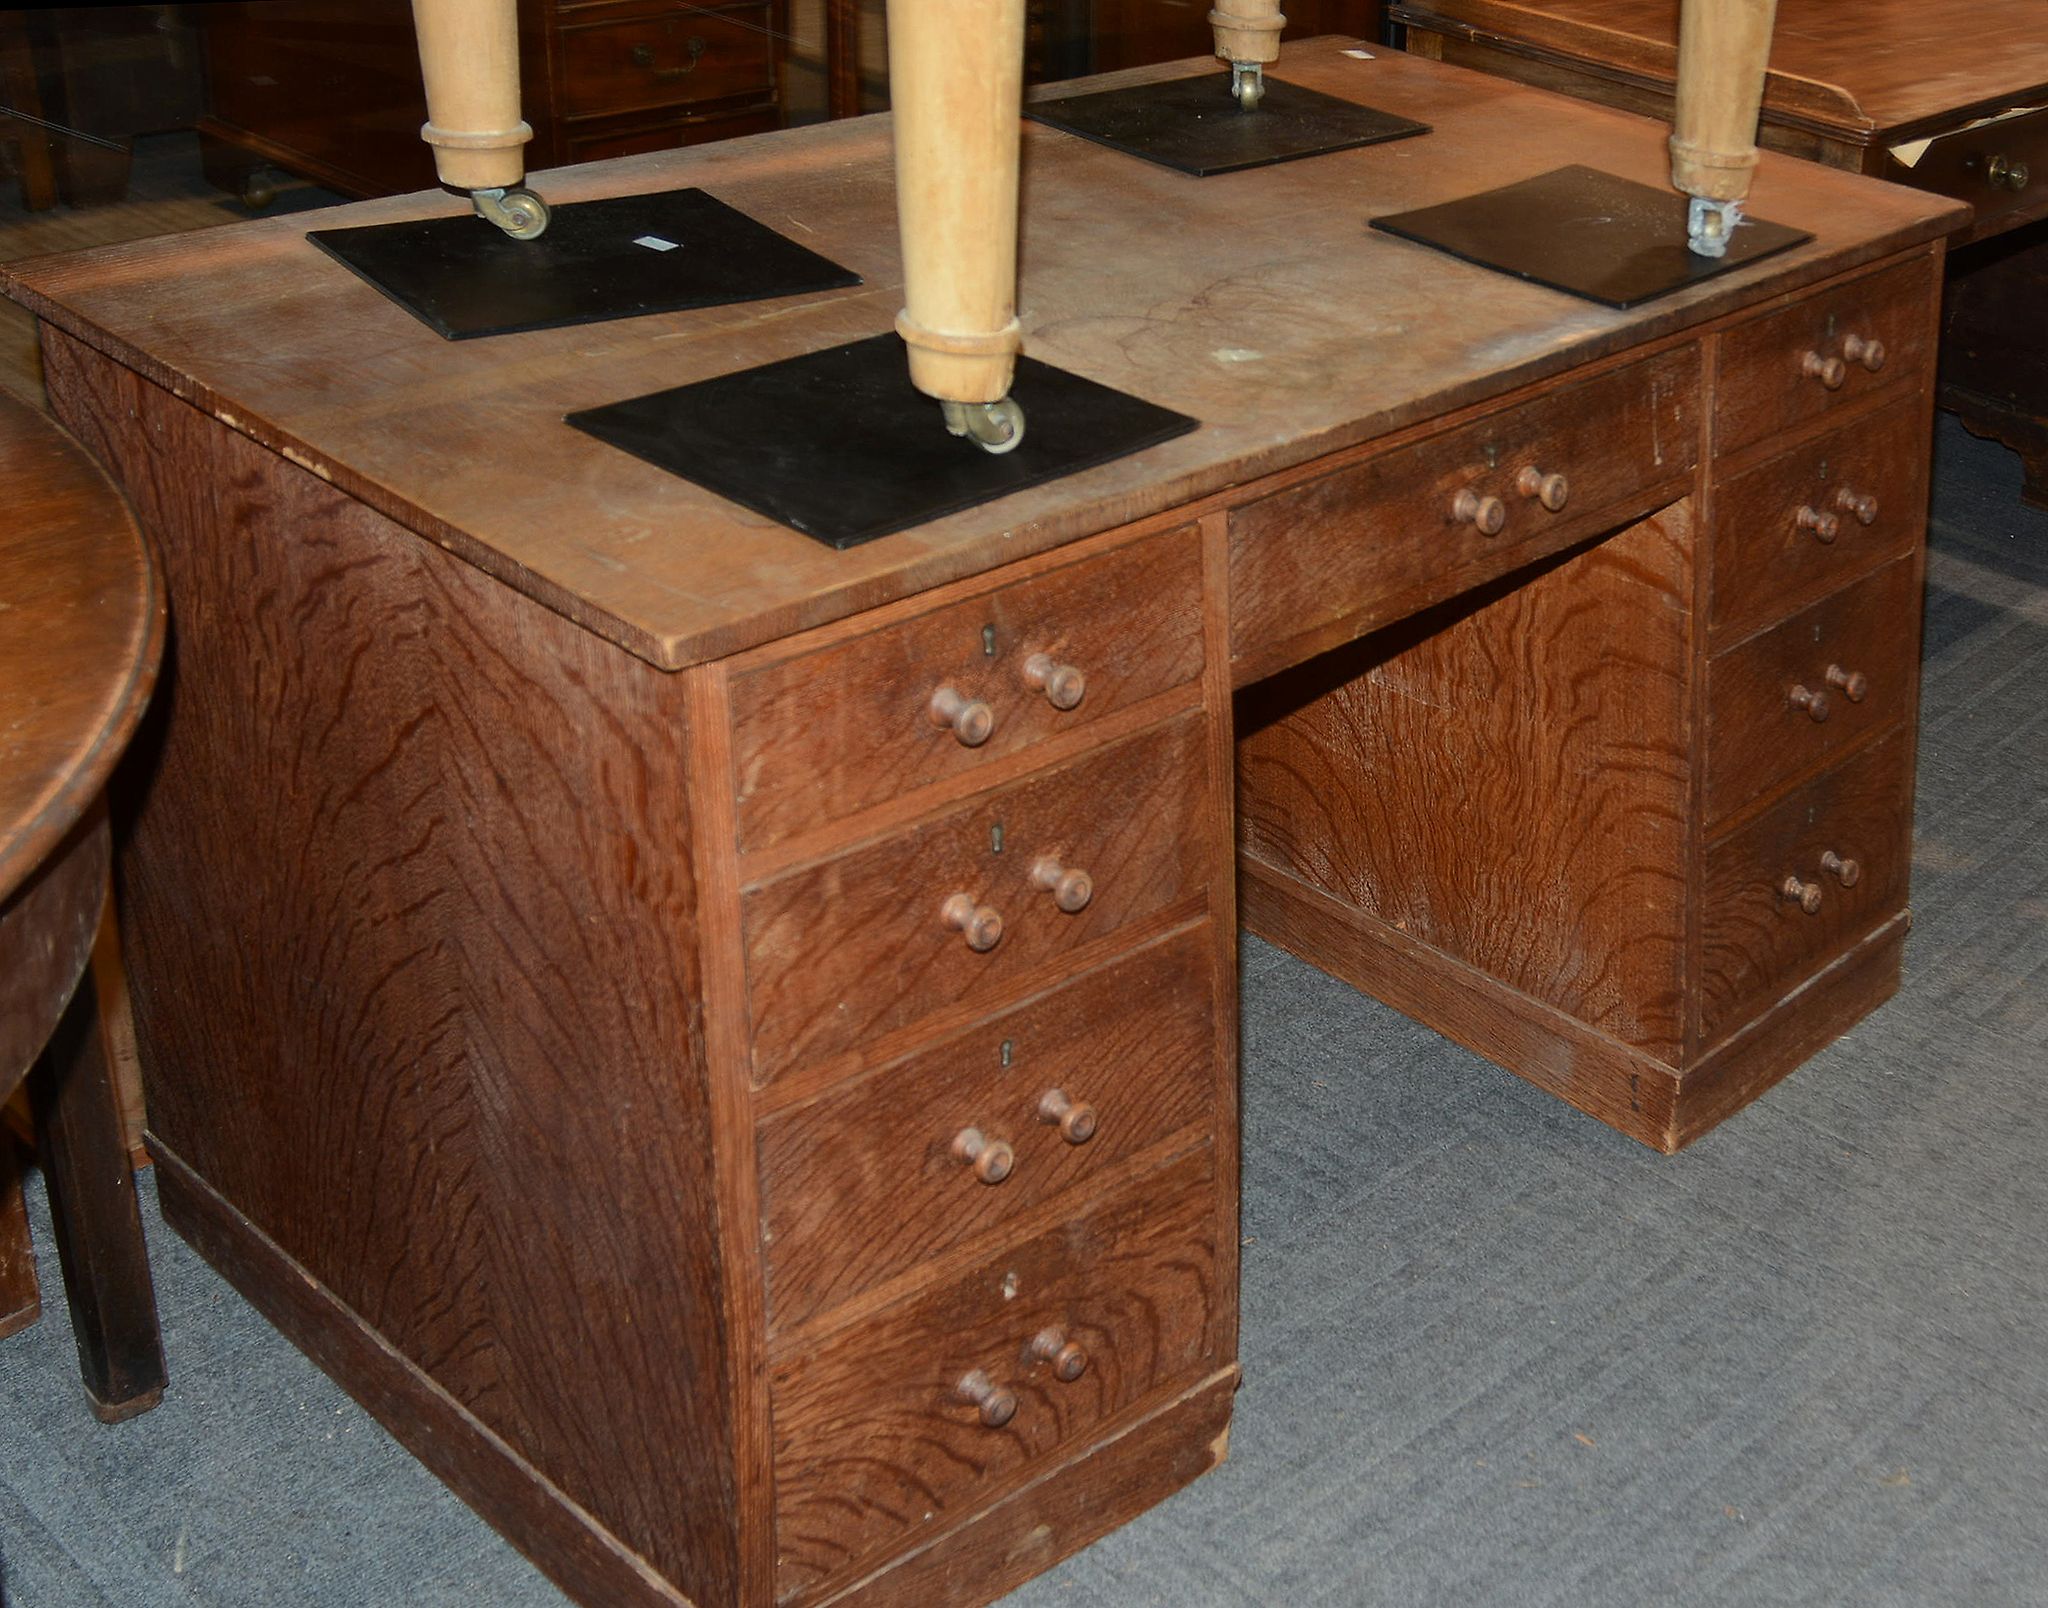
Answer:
xmin=770 ymin=1145 xmax=1222 ymax=1603
xmin=43 ymin=333 xmax=743 ymax=1608
xmin=1239 ymin=506 xmax=1695 ymax=1057
xmin=1230 ymin=347 xmax=1698 ymax=680
xmin=1704 ymin=555 xmax=1919 ymax=824
xmin=729 ymin=525 xmax=1202 ymax=854
xmin=557 ymin=4 xmax=774 ymax=119
xmin=741 ymin=714 xmax=1213 ymax=1085
xmin=759 ymin=924 xmax=1216 ymax=1333
xmin=1714 ymin=256 xmax=1936 ymax=454
xmin=1699 ymin=731 xmax=1911 ymax=1046
xmin=1708 ymin=394 xmax=1924 ymax=640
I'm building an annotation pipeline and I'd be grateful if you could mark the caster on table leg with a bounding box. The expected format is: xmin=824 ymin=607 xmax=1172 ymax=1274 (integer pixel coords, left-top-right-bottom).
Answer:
xmin=470 ymin=185 xmax=550 ymax=240
xmin=941 ymin=397 xmax=1026 ymax=455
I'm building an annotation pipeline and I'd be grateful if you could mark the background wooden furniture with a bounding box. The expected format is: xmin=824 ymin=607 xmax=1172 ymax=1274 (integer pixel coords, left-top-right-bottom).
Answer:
xmin=0 ymin=386 xmax=165 ymax=1422
xmin=197 ymin=0 xmax=789 ymax=201
xmin=3 ymin=41 xmax=1961 ymax=1608
xmin=1393 ymin=0 xmax=2048 ymax=502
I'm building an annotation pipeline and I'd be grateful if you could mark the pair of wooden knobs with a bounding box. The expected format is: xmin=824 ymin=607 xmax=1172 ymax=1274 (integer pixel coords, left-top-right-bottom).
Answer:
xmin=928 ymin=653 xmax=1087 ymax=748
xmin=1451 ymin=464 xmax=1571 ymax=537
xmin=954 ymin=1327 xmax=1091 ymax=1426
xmin=1795 ymin=485 xmax=1880 ymax=542
xmin=951 ymin=1089 xmax=1099 ymax=1184
xmin=1801 ymin=333 xmax=1885 ymax=391
xmin=1780 ymin=850 xmax=1860 ymax=914
xmin=942 ymin=857 xmax=1093 ymax=953
xmin=1787 ymin=663 xmax=1869 ymax=724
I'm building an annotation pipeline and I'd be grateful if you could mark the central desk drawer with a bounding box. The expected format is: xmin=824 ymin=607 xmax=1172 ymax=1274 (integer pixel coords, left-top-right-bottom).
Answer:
xmin=769 ymin=1145 xmax=1222 ymax=1604
xmin=558 ymin=4 xmax=774 ymax=119
xmin=728 ymin=525 xmax=1203 ymax=853
xmin=741 ymin=713 xmax=1213 ymax=1085
xmin=1883 ymin=105 xmax=2048 ymax=240
xmin=1704 ymin=556 xmax=1919 ymax=823
xmin=1228 ymin=346 xmax=1697 ymax=678
xmin=1714 ymin=255 xmax=1936 ymax=455
xmin=758 ymin=926 xmax=1218 ymax=1331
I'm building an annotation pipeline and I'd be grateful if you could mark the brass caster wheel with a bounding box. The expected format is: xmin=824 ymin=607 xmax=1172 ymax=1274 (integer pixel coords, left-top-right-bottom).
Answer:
xmin=472 ymin=185 xmax=551 ymax=241
xmin=942 ymin=398 xmax=1027 ymax=456
xmin=1230 ymin=62 xmax=1265 ymax=111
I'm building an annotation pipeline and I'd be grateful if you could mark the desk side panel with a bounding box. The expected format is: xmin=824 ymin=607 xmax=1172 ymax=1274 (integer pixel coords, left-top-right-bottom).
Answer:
xmin=42 ymin=327 xmax=745 ymax=1608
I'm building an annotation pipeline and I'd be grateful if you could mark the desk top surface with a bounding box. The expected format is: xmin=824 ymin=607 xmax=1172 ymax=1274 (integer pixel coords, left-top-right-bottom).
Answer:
xmin=1393 ymin=0 xmax=2048 ymax=139
xmin=5 ymin=40 xmax=1961 ymax=672
xmin=0 ymin=390 xmax=163 ymax=900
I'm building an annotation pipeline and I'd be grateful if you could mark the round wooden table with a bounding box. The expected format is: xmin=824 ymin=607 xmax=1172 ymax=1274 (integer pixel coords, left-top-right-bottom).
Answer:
xmin=0 ymin=385 xmax=167 ymax=1422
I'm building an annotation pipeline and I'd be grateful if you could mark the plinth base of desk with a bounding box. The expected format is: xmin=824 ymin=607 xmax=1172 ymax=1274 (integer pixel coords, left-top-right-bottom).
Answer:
xmin=1240 ymin=858 xmax=1907 ymax=1153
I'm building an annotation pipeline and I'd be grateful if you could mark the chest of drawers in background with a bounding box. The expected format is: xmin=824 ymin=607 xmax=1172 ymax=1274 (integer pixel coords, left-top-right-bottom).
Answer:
xmin=1236 ymin=248 xmax=1942 ymax=1154
xmin=197 ymin=0 xmax=785 ymax=201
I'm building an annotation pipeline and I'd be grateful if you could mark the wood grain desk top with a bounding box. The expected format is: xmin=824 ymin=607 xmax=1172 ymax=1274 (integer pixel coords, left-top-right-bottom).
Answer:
xmin=2 ymin=39 xmax=1961 ymax=672
xmin=0 ymin=390 xmax=163 ymax=900
xmin=1391 ymin=0 xmax=2048 ymax=141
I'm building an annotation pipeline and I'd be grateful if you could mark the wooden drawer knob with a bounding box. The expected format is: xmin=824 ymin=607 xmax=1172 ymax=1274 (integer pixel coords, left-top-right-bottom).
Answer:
xmin=1779 ymin=874 xmax=1824 ymax=915
xmin=1788 ymin=684 xmax=1832 ymax=723
xmin=942 ymin=892 xmax=1004 ymax=952
xmin=1795 ymin=504 xmax=1841 ymax=543
xmin=1834 ymin=486 xmax=1879 ymax=526
xmin=1036 ymin=1087 xmax=1097 ymax=1144
xmin=1030 ymin=1327 xmax=1088 ymax=1382
xmin=955 ymin=1368 xmax=1017 ymax=1426
xmin=1515 ymin=466 xmax=1570 ymax=512
xmin=1451 ymin=487 xmax=1507 ymax=536
xmin=928 ymin=686 xmax=994 ymax=747
xmin=1989 ymin=154 xmax=2032 ymax=191
xmin=1821 ymin=849 xmax=1861 ymax=888
xmin=1842 ymin=334 xmax=1885 ymax=373
xmin=1801 ymin=351 xmax=1848 ymax=390
xmin=1825 ymin=663 xmax=1869 ymax=702
xmin=951 ymin=1126 xmax=1014 ymax=1184
xmin=1032 ymin=856 xmax=1093 ymax=913
xmin=1022 ymin=652 xmax=1086 ymax=711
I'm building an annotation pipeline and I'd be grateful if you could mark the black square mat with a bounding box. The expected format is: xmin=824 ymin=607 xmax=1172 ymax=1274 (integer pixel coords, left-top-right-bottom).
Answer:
xmin=309 ymin=189 xmax=861 ymax=340
xmin=1370 ymin=164 xmax=1811 ymax=308
xmin=566 ymin=333 xmax=1199 ymax=549
xmin=1026 ymin=73 xmax=1428 ymax=176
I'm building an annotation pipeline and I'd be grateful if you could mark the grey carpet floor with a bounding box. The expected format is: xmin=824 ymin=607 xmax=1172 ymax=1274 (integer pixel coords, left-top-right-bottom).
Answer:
xmin=4 ymin=414 xmax=2045 ymax=1607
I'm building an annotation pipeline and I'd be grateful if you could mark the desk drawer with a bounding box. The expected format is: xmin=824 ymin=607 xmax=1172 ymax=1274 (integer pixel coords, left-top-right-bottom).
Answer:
xmin=1705 ymin=556 xmax=1919 ymax=823
xmin=1708 ymin=394 xmax=1926 ymax=639
xmin=741 ymin=714 xmax=1212 ymax=1085
xmin=1715 ymin=256 xmax=1936 ymax=455
xmin=1884 ymin=105 xmax=2047 ymax=240
xmin=769 ymin=1145 xmax=1222 ymax=1604
xmin=758 ymin=926 xmax=1218 ymax=1331
xmin=729 ymin=526 xmax=1203 ymax=854
xmin=1229 ymin=347 xmax=1697 ymax=676
xmin=1700 ymin=731 xmax=1911 ymax=1046
xmin=558 ymin=5 xmax=773 ymax=120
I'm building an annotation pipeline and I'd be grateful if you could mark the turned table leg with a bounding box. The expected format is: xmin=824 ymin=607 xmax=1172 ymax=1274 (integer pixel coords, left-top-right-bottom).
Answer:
xmin=29 ymin=974 xmax=165 ymax=1423
xmin=1210 ymin=0 xmax=1285 ymax=108
xmin=410 ymin=0 xmax=548 ymax=237
xmin=1670 ymin=0 xmax=1779 ymax=256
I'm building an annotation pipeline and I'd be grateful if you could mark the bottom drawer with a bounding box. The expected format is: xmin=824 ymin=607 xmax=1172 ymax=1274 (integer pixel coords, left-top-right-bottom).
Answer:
xmin=769 ymin=1145 xmax=1224 ymax=1603
xmin=1700 ymin=729 xmax=1912 ymax=1045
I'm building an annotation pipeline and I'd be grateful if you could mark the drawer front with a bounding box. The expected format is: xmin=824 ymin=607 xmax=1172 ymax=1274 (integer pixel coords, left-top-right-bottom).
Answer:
xmin=1700 ymin=731 xmax=1912 ymax=1045
xmin=1714 ymin=256 xmax=1936 ymax=454
xmin=1705 ymin=557 xmax=1920 ymax=823
xmin=1709 ymin=394 xmax=1926 ymax=639
xmin=742 ymin=714 xmax=1213 ymax=1085
xmin=1229 ymin=346 xmax=1698 ymax=675
xmin=770 ymin=1145 xmax=1223 ymax=1603
xmin=729 ymin=526 xmax=1203 ymax=854
xmin=758 ymin=926 xmax=1218 ymax=1332
xmin=559 ymin=6 xmax=773 ymax=119
xmin=1884 ymin=106 xmax=2047 ymax=239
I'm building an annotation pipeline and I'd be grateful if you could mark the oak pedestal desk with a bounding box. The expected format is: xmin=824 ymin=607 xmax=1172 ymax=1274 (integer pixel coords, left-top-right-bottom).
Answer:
xmin=3 ymin=41 xmax=1964 ymax=1608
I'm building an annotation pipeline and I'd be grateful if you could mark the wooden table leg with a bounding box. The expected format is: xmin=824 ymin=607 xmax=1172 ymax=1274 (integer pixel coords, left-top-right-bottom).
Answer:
xmin=29 ymin=974 xmax=165 ymax=1423
xmin=0 ymin=1132 xmax=40 ymax=1339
